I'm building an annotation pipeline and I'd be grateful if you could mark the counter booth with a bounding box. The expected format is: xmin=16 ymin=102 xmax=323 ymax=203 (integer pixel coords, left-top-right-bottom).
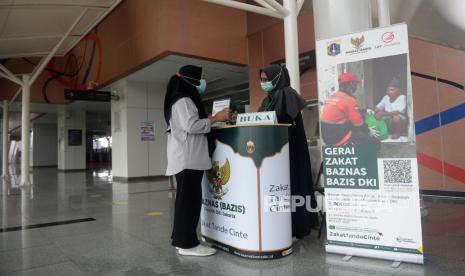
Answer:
xmin=200 ymin=123 xmax=293 ymax=259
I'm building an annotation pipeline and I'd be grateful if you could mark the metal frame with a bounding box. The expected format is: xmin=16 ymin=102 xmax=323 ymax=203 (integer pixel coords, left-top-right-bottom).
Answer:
xmin=1 ymin=100 xmax=8 ymax=182
xmin=204 ymin=0 xmax=285 ymax=18
xmin=0 ymin=8 xmax=88 ymax=187
xmin=203 ymin=0 xmax=304 ymax=94
xmin=0 ymin=64 xmax=22 ymax=85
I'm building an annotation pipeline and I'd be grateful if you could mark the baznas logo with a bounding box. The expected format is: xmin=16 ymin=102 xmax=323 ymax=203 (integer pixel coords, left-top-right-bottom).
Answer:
xmin=208 ymin=159 xmax=231 ymax=199
xmin=327 ymin=40 xmax=341 ymax=56
xmin=246 ymin=140 xmax=255 ymax=154
xmin=351 ymin=35 xmax=365 ymax=49
xmin=382 ymin=32 xmax=395 ymax=43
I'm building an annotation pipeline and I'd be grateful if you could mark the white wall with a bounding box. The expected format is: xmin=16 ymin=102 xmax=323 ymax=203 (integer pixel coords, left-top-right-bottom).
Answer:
xmin=58 ymin=109 xmax=86 ymax=171
xmin=111 ymin=80 xmax=129 ymax=177
xmin=147 ymin=82 xmax=168 ymax=176
xmin=0 ymin=118 xmax=3 ymax=170
xmin=111 ymin=80 xmax=167 ymax=178
xmin=31 ymin=123 xmax=57 ymax=167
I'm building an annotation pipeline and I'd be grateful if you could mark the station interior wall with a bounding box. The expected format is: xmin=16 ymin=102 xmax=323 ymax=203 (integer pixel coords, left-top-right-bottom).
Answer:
xmin=110 ymin=80 xmax=167 ymax=179
xmin=0 ymin=0 xmax=464 ymax=192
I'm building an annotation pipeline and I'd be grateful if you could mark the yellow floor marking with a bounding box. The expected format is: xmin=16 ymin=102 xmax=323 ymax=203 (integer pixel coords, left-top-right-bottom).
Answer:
xmin=147 ymin=211 xmax=163 ymax=217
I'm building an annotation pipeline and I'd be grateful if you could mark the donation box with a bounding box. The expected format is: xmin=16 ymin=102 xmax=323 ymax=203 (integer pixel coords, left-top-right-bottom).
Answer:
xmin=201 ymin=124 xmax=292 ymax=259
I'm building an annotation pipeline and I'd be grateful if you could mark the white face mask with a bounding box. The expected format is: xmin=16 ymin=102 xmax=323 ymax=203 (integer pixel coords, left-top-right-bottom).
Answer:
xmin=196 ymin=79 xmax=207 ymax=94
xmin=178 ymin=73 xmax=206 ymax=94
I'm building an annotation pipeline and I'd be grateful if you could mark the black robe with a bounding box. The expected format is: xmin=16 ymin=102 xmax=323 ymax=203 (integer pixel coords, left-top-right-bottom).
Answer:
xmin=259 ymin=64 xmax=318 ymax=238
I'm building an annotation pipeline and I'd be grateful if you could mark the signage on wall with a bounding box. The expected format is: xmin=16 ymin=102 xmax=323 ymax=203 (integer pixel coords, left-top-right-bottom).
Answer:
xmin=140 ymin=121 xmax=155 ymax=141
xmin=64 ymin=89 xmax=111 ymax=102
xmin=68 ymin=129 xmax=82 ymax=146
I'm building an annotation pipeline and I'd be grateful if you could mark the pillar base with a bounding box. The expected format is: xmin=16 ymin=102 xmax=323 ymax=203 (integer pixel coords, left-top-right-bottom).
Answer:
xmin=58 ymin=168 xmax=87 ymax=173
xmin=19 ymin=181 xmax=31 ymax=188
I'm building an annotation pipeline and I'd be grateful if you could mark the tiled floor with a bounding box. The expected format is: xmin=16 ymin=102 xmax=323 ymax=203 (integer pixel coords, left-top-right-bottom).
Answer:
xmin=1 ymin=167 xmax=465 ymax=275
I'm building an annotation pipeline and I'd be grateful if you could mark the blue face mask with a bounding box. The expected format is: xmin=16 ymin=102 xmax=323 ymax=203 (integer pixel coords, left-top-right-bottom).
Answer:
xmin=196 ymin=79 xmax=207 ymax=94
xmin=261 ymin=81 xmax=274 ymax=92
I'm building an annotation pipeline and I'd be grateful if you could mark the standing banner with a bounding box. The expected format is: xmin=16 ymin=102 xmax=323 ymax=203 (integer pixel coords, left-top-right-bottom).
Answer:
xmin=316 ymin=24 xmax=424 ymax=264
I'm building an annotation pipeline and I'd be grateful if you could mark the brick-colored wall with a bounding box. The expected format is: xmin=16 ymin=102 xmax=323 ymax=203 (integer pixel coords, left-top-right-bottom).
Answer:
xmin=247 ymin=11 xmax=316 ymax=111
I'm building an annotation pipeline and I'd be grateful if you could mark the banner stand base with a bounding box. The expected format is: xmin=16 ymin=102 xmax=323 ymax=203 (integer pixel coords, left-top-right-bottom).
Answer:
xmin=391 ymin=261 xmax=402 ymax=268
xmin=342 ymin=255 xmax=353 ymax=262
xmin=326 ymin=245 xmax=424 ymax=265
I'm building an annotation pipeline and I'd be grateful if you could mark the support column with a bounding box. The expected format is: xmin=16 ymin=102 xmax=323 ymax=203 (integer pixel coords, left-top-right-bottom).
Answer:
xmin=2 ymin=100 xmax=8 ymax=180
xmin=283 ymin=0 xmax=301 ymax=93
xmin=31 ymin=123 xmax=58 ymax=167
xmin=20 ymin=74 xmax=31 ymax=187
xmin=313 ymin=0 xmax=373 ymax=40
xmin=57 ymin=109 xmax=86 ymax=171
xmin=111 ymin=80 xmax=168 ymax=180
xmin=377 ymin=0 xmax=391 ymax=27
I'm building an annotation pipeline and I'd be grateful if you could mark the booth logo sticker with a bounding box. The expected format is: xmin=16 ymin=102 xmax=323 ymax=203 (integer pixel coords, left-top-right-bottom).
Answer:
xmin=208 ymin=159 xmax=231 ymax=199
xmin=246 ymin=140 xmax=255 ymax=154
xmin=327 ymin=40 xmax=341 ymax=56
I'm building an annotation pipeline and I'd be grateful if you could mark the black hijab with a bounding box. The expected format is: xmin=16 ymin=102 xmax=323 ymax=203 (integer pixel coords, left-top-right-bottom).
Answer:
xmin=258 ymin=64 xmax=306 ymax=120
xmin=163 ymin=65 xmax=216 ymax=156
xmin=164 ymin=65 xmax=206 ymax=127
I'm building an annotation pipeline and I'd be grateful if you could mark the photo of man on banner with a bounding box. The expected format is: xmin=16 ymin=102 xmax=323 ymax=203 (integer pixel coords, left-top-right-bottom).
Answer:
xmin=320 ymin=53 xmax=417 ymax=158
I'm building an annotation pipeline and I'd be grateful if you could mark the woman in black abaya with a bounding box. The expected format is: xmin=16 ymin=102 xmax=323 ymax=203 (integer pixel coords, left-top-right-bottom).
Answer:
xmin=258 ymin=64 xmax=318 ymax=239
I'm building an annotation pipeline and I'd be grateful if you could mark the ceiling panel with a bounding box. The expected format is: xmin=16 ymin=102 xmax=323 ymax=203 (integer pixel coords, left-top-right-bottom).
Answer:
xmin=57 ymin=36 xmax=80 ymax=55
xmin=0 ymin=36 xmax=61 ymax=57
xmin=1 ymin=6 xmax=86 ymax=37
xmin=0 ymin=8 xmax=9 ymax=32
xmin=9 ymin=0 xmax=115 ymax=7
xmin=0 ymin=0 xmax=121 ymax=58
xmin=72 ymin=8 xmax=105 ymax=35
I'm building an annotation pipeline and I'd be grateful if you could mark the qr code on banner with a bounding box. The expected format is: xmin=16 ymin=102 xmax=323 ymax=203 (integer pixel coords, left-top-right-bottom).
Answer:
xmin=383 ymin=159 xmax=412 ymax=183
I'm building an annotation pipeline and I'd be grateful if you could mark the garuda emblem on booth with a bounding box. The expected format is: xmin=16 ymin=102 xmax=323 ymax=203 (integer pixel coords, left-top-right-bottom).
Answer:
xmin=208 ymin=159 xmax=230 ymax=199
xmin=351 ymin=35 xmax=365 ymax=49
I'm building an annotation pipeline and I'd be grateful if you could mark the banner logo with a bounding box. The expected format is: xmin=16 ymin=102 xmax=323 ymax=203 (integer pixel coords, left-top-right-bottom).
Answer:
xmin=327 ymin=40 xmax=341 ymax=56
xmin=351 ymin=35 xmax=365 ymax=49
xmin=208 ymin=159 xmax=231 ymax=199
xmin=382 ymin=32 xmax=395 ymax=43
xmin=396 ymin=236 xmax=416 ymax=244
xmin=346 ymin=35 xmax=371 ymax=54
